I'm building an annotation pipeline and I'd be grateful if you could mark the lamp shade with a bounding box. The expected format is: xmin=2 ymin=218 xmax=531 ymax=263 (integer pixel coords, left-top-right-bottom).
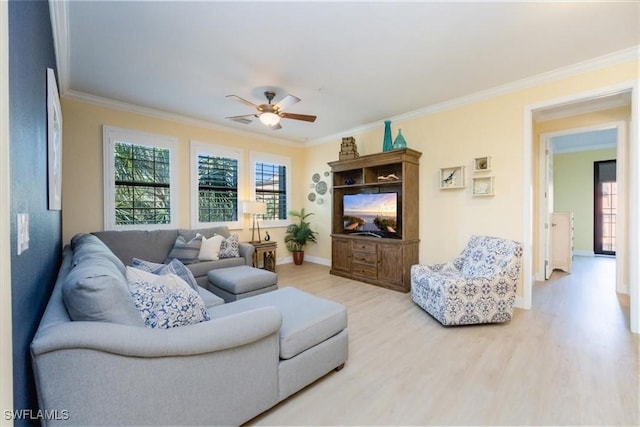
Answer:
xmin=242 ymin=201 xmax=267 ymax=215
xmin=259 ymin=112 xmax=280 ymax=126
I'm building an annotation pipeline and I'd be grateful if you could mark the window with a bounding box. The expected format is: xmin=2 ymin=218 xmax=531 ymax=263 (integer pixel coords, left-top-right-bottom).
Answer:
xmin=594 ymin=159 xmax=616 ymax=255
xmin=250 ymin=152 xmax=291 ymax=227
xmin=190 ymin=142 xmax=243 ymax=229
xmin=103 ymin=126 xmax=178 ymax=230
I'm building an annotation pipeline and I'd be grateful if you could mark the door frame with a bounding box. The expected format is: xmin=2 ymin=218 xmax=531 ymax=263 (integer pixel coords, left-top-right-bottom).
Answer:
xmin=538 ymin=122 xmax=626 ymax=292
xmin=524 ymin=82 xmax=638 ymax=333
xmin=0 ymin=0 xmax=13 ymax=414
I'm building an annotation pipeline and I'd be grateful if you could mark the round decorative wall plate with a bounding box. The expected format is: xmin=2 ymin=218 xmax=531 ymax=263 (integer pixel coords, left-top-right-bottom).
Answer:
xmin=315 ymin=181 xmax=328 ymax=195
xmin=317 ymin=197 xmax=324 ymax=205
xmin=312 ymin=173 xmax=321 ymax=183
xmin=308 ymin=192 xmax=316 ymax=202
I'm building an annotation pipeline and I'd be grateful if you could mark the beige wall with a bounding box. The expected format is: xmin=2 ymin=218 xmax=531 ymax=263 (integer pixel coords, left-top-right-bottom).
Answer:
xmin=61 ymin=98 xmax=308 ymax=260
xmin=62 ymin=58 xmax=639 ymax=300
xmin=554 ymin=148 xmax=617 ymax=253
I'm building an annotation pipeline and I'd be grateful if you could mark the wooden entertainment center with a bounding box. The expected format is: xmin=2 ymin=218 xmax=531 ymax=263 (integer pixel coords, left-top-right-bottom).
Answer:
xmin=328 ymin=148 xmax=421 ymax=292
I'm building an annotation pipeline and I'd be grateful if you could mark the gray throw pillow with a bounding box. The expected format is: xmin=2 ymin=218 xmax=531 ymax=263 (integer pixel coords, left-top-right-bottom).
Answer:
xmin=165 ymin=234 xmax=202 ymax=265
xmin=218 ymin=234 xmax=240 ymax=258
xmin=131 ymin=258 xmax=199 ymax=292
xmin=62 ymin=257 xmax=143 ymax=326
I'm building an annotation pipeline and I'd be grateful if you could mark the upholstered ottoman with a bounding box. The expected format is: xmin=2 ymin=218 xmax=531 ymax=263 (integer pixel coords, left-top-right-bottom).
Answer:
xmin=208 ymin=287 xmax=349 ymax=400
xmin=207 ymin=265 xmax=278 ymax=302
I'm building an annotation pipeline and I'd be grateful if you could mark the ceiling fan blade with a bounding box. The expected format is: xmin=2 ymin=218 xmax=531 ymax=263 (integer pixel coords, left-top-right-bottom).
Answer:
xmin=274 ymin=94 xmax=300 ymax=112
xmin=225 ymin=114 xmax=255 ymax=124
xmin=226 ymin=95 xmax=258 ymax=109
xmin=280 ymin=112 xmax=317 ymax=123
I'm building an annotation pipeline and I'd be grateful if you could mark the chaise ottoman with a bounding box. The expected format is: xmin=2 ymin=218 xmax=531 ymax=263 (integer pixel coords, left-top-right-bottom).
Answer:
xmin=207 ymin=265 xmax=278 ymax=302
xmin=208 ymin=287 xmax=349 ymax=400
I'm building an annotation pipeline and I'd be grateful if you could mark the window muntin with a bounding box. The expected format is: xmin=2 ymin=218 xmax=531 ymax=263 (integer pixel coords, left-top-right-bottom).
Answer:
xmin=103 ymin=126 xmax=178 ymax=230
xmin=190 ymin=142 xmax=242 ymax=229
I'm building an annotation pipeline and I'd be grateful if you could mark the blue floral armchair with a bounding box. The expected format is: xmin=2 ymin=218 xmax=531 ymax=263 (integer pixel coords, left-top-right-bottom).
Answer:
xmin=411 ymin=235 xmax=523 ymax=326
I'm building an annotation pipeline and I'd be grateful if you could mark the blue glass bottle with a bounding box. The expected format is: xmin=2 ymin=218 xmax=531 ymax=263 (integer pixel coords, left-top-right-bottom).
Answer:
xmin=393 ymin=128 xmax=407 ymax=149
xmin=382 ymin=120 xmax=393 ymax=152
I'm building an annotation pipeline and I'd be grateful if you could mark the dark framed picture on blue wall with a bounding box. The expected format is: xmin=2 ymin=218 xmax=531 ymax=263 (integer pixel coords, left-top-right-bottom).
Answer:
xmin=47 ymin=68 xmax=62 ymax=210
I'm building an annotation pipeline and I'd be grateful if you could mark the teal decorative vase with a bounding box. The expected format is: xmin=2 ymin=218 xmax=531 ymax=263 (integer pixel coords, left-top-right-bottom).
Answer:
xmin=393 ymin=129 xmax=407 ymax=149
xmin=382 ymin=120 xmax=393 ymax=152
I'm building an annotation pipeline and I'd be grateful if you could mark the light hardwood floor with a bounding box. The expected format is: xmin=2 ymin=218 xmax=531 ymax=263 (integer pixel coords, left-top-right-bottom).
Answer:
xmin=248 ymin=256 xmax=639 ymax=426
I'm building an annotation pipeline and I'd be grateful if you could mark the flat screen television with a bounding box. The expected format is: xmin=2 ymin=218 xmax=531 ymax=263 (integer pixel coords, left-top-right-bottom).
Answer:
xmin=342 ymin=192 xmax=400 ymax=238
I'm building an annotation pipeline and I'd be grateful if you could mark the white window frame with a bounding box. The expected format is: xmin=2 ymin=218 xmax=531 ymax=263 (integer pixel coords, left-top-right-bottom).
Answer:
xmin=103 ymin=125 xmax=179 ymax=230
xmin=249 ymin=151 xmax=291 ymax=228
xmin=190 ymin=141 xmax=244 ymax=230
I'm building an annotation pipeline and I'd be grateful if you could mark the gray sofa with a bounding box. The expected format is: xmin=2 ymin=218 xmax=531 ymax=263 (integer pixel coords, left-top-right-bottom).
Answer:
xmin=30 ymin=231 xmax=348 ymax=426
xmin=92 ymin=226 xmax=254 ymax=288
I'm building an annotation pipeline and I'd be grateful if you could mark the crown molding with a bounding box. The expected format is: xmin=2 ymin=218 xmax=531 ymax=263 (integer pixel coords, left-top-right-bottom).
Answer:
xmin=64 ymin=90 xmax=301 ymax=147
xmin=308 ymin=45 xmax=640 ymax=146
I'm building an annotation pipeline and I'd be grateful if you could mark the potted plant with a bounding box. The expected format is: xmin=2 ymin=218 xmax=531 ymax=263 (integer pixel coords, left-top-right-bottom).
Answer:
xmin=284 ymin=208 xmax=318 ymax=265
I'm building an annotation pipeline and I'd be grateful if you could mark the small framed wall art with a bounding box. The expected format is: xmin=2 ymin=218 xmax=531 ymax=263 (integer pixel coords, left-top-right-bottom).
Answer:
xmin=440 ymin=166 xmax=465 ymax=189
xmin=472 ymin=176 xmax=494 ymax=196
xmin=473 ymin=156 xmax=491 ymax=172
xmin=47 ymin=68 xmax=62 ymax=210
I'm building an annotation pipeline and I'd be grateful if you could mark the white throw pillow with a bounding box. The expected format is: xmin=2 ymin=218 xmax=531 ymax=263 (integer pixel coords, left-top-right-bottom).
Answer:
xmin=125 ymin=267 xmax=210 ymax=328
xmin=198 ymin=234 xmax=225 ymax=261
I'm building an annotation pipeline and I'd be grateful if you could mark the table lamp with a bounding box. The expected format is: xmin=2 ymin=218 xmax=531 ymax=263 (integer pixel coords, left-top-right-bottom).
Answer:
xmin=243 ymin=201 xmax=267 ymax=243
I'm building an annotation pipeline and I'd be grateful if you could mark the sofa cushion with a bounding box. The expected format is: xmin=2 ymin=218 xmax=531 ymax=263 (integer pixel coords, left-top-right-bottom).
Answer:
xmin=179 ymin=226 xmax=231 ymax=240
xmin=71 ymin=233 xmax=126 ymax=276
xmin=125 ymin=267 xmax=210 ymax=328
xmin=62 ymin=256 xmax=143 ymax=326
xmin=219 ymin=234 xmax=240 ymax=258
xmin=186 ymin=257 xmax=247 ymax=279
xmin=93 ymin=229 xmax=179 ymax=265
xmin=165 ymin=234 xmax=202 ymax=265
xmin=131 ymin=258 xmax=199 ymax=292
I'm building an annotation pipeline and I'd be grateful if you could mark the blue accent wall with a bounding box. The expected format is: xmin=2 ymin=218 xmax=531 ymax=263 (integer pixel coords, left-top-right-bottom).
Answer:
xmin=9 ymin=0 xmax=62 ymax=422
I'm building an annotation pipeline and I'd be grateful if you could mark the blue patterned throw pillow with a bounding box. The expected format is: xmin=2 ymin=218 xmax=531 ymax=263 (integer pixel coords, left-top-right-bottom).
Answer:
xmin=218 ymin=234 xmax=240 ymax=258
xmin=165 ymin=234 xmax=202 ymax=264
xmin=131 ymin=258 xmax=199 ymax=292
xmin=125 ymin=267 xmax=210 ymax=329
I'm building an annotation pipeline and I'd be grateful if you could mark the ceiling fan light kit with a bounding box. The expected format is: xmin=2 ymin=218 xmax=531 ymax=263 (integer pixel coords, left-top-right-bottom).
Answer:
xmin=259 ymin=112 xmax=280 ymax=126
xmin=226 ymin=90 xmax=317 ymax=130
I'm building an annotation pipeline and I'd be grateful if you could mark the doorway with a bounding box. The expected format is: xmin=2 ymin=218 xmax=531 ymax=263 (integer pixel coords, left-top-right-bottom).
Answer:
xmin=525 ymin=85 xmax=638 ymax=334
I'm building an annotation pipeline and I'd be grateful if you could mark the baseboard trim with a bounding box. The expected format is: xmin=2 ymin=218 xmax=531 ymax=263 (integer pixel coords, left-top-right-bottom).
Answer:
xmin=574 ymin=250 xmax=595 ymax=257
xmin=276 ymin=255 xmax=331 ymax=267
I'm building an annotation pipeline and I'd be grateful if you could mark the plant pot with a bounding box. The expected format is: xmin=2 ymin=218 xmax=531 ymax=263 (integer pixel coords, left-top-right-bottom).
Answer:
xmin=292 ymin=251 xmax=304 ymax=265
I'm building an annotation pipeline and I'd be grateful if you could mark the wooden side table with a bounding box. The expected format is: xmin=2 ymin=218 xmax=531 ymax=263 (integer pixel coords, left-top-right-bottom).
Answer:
xmin=249 ymin=241 xmax=277 ymax=272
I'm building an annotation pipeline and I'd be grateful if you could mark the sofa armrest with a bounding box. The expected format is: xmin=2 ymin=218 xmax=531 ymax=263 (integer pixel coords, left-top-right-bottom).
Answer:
xmin=31 ymin=306 xmax=282 ymax=358
xmin=239 ymin=242 xmax=256 ymax=266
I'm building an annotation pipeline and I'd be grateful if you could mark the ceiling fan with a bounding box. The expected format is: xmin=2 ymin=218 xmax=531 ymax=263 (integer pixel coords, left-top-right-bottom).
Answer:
xmin=225 ymin=91 xmax=317 ymax=130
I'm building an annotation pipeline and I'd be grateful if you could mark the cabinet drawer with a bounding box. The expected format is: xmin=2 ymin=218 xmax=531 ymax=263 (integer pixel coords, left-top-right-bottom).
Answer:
xmin=352 ymin=241 xmax=377 ymax=253
xmin=352 ymin=263 xmax=377 ymax=279
xmin=352 ymin=251 xmax=377 ymax=265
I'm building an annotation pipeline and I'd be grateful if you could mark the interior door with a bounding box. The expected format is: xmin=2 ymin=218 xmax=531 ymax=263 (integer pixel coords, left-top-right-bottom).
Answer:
xmin=544 ymin=139 xmax=554 ymax=279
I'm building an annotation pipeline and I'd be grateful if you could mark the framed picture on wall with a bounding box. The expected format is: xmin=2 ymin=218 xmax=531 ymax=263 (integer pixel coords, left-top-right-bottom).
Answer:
xmin=439 ymin=166 xmax=465 ymax=189
xmin=47 ymin=68 xmax=62 ymax=210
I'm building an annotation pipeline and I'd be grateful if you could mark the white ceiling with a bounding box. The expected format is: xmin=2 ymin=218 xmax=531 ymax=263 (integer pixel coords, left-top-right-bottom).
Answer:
xmin=53 ymin=1 xmax=640 ymax=144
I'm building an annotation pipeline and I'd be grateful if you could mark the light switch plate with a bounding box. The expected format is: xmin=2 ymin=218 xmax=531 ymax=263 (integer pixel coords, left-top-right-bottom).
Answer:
xmin=17 ymin=213 xmax=29 ymax=255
